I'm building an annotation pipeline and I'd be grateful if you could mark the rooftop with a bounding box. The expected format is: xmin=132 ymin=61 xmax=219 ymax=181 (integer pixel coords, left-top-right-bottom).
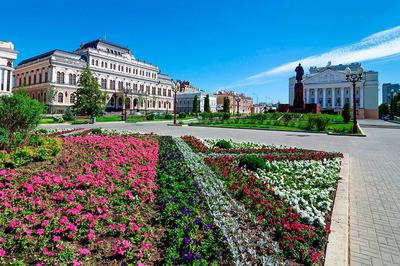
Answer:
xmin=17 ymin=49 xmax=77 ymax=66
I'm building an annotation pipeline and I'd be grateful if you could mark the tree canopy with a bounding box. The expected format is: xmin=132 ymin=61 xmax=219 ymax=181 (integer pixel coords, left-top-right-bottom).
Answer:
xmin=74 ymin=68 xmax=107 ymax=117
xmin=223 ymin=97 xmax=230 ymax=113
xmin=204 ymin=94 xmax=211 ymax=113
xmin=192 ymin=95 xmax=199 ymax=113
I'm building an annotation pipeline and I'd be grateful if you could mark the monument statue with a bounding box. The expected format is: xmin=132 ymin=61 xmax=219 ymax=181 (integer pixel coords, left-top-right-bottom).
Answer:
xmin=295 ymin=63 xmax=304 ymax=83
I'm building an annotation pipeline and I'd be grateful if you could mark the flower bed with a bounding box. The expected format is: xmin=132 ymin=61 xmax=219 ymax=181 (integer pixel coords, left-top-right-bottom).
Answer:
xmin=0 ymin=135 xmax=158 ymax=265
xmin=182 ymin=136 xmax=343 ymax=264
xmin=156 ymin=136 xmax=230 ymax=264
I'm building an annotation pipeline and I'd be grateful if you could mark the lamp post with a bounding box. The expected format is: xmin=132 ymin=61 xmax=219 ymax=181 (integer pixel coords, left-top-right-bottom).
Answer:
xmin=172 ymin=80 xmax=181 ymax=125
xmin=121 ymin=86 xmax=132 ymax=121
xmin=344 ymin=66 xmax=363 ymax=134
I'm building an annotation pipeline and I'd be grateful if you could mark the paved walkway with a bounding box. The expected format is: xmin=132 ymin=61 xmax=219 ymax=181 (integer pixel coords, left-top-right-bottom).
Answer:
xmin=41 ymin=121 xmax=400 ymax=265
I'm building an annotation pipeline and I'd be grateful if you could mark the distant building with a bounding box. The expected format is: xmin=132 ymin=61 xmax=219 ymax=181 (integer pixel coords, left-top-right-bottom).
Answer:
xmin=382 ymin=83 xmax=400 ymax=104
xmin=0 ymin=41 xmax=18 ymax=96
xmin=14 ymin=39 xmax=174 ymax=114
xmin=215 ymin=91 xmax=253 ymax=114
xmin=289 ymin=62 xmax=379 ymax=119
xmin=176 ymin=90 xmax=217 ymax=113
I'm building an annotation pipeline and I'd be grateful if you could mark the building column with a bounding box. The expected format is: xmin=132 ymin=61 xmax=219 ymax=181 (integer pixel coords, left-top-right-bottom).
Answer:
xmin=360 ymin=86 xmax=364 ymax=108
xmin=332 ymin=88 xmax=336 ymax=108
xmin=341 ymin=87 xmax=345 ymax=108
xmin=0 ymin=69 xmax=3 ymax=91
xmin=8 ymin=70 xmax=13 ymax=91
xmin=315 ymin=89 xmax=318 ymax=105
xmin=322 ymin=88 xmax=326 ymax=108
xmin=3 ymin=70 xmax=8 ymax=92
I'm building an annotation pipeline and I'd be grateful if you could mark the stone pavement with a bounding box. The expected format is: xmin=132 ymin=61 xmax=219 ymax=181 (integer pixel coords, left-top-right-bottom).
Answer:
xmin=41 ymin=121 xmax=400 ymax=265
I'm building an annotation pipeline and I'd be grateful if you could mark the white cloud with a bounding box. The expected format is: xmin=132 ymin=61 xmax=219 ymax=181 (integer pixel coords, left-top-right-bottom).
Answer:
xmin=242 ymin=25 xmax=400 ymax=83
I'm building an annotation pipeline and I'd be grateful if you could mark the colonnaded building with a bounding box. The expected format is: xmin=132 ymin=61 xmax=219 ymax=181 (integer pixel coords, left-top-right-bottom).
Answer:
xmin=14 ymin=40 xmax=174 ymax=114
xmin=289 ymin=63 xmax=379 ymax=119
xmin=0 ymin=41 xmax=18 ymax=96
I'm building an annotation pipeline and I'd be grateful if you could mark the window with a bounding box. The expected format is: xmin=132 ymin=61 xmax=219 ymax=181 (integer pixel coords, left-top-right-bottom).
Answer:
xmin=152 ymin=87 xmax=156 ymax=95
xmin=45 ymin=72 xmax=48 ymax=82
xmin=61 ymin=72 xmax=65 ymax=84
xmin=105 ymin=62 xmax=108 ymax=68
xmin=118 ymin=81 xmax=123 ymax=90
xmin=69 ymin=74 xmax=73 ymax=85
xmin=58 ymin=92 xmax=63 ymax=103
xmin=110 ymin=80 xmax=116 ymax=90
xmin=101 ymin=79 xmax=107 ymax=89
xmin=28 ymin=76 xmax=31 ymax=85
xmin=39 ymin=73 xmax=42 ymax=83
xmin=158 ymin=88 xmax=161 ymax=95
xmin=95 ymin=60 xmax=99 ymax=66
xmin=168 ymin=90 xmax=171 ymax=97
xmin=70 ymin=93 xmax=76 ymax=104
xmin=101 ymin=61 xmax=104 ymax=67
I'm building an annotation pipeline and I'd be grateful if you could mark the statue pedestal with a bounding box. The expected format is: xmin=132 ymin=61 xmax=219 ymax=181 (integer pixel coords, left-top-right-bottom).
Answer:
xmin=293 ymin=82 xmax=304 ymax=109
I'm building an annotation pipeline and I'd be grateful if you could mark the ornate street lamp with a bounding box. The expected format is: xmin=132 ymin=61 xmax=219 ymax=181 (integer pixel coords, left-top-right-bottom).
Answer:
xmin=172 ymin=80 xmax=181 ymax=125
xmin=344 ymin=66 xmax=363 ymax=134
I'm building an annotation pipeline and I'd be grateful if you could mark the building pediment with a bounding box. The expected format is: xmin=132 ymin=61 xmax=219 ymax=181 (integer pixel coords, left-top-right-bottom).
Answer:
xmin=304 ymin=69 xmax=346 ymax=84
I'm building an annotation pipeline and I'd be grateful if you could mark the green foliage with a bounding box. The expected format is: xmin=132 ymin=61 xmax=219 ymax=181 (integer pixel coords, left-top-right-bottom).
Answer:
xmin=46 ymin=86 xmax=57 ymax=114
xmin=178 ymin=120 xmax=184 ymax=125
xmin=200 ymin=112 xmax=210 ymax=120
xmin=308 ymin=115 xmax=330 ymax=131
xmin=378 ymin=103 xmax=389 ymax=118
xmin=0 ymin=136 xmax=61 ymax=168
xmin=204 ymin=94 xmax=211 ymax=113
xmin=91 ymin=128 xmax=102 ymax=135
xmin=192 ymin=95 xmax=199 ymax=113
xmin=178 ymin=112 xmax=187 ymax=118
xmin=342 ymin=102 xmax=351 ymax=123
xmin=52 ymin=116 xmax=64 ymax=123
xmin=164 ymin=113 xmax=173 ymax=119
xmin=223 ymin=97 xmax=230 ymax=113
xmin=238 ymin=155 xmax=266 ymax=171
xmin=63 ymin=107 xmax=75 ymax=121
xmin=222 ymin=112 xmax=230 ymax=120
xmin=146 ymin=113 xmax=155 ymax=120
xmin=214 ymin=139 xmax=232 ymax=149
xmin=0 ymin=88 xmax=45 ymax=151
xmin=74 ymin=68 xmax=107 ymax=117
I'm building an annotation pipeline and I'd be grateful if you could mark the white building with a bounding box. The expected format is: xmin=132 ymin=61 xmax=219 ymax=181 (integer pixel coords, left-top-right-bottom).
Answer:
xmin=14 ymin=40 xmax=174 ymax=114
xmin=0 ymin=41 xmax=18 ymax=96
xmin=176 ymin=91 xmax=217 ymax=113
xmin=289 ymin=63 xmax=379 ymax=119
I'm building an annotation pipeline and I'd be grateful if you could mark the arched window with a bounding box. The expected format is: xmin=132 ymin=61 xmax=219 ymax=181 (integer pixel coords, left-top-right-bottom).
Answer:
xmin=58 ymin=92 xmax=63 ymax=103
xmin=70 ymin=93 xmax=76 ymax=104
xmin=57 ymin=72 xmax=61 ymax=84
xmin=110 ymin=95 xmax=116 ymax=106
xmin=69 ymin=74 xmax=73 ymax=85
xmin=61 ymin=73 xmax=65 ymax=84
xmin=118 ymin=97 xmax=123 ymax=107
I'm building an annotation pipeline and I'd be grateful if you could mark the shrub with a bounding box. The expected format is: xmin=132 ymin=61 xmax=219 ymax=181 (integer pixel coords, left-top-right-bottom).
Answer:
xmin=178 ymin=120 xmax=184 ymax=125
xmin=308 ymin=115 xmax=330 ymax=131
xmin=0 ymin=88 xmax=45 ymax=151
xmin=63 ymin=107 xmax=75 ymax=121
xmin=200 ymin=112 xmax=210 ymax=120
xmin=52 ymin=116 xmax=64 ymax=123
xmin=342 ymin=102 xmax=351 ymax=123
xmin=238 ymin=155 xmax=266 ymax=171
xmin=214 ymin=139 xmax=232 ymax=149
xmin=164 ymin=113 xmax=173 ymax=119
xmin=222 ymin=112 xmax=230 ymax=120
xmin=91 ymin=128 xmax=102 ymax=135
xmin=146 ymin=113 xmax=155 ymax=120
xmin=178 ymin=112 xmax=187 ymax=118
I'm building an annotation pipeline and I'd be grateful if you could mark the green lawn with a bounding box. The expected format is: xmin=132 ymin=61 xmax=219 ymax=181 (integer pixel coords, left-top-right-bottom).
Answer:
xmin=191 ymin=118 xmax=356 ymax=134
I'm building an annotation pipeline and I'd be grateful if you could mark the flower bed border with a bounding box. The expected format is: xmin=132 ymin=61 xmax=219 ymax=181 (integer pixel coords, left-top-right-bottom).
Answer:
xmin=324 ymin=153 xmax=350 ymax=266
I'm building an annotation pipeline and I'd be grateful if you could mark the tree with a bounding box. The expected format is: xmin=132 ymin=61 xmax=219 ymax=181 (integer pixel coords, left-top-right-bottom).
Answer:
xmin=204 ymin=94 xmax=211 ymax=113
xmin=378 ymin=103 xmax=389 ymax=118
xmin=192 ymin=95 xmax=199 ymax=114
xmin=0 ymin=88 xmax=45 ymax=151
xmin=46 ymin=85 xmax=57 ymax=114
xmin=223 ymin=97 xmax=230 ymax=113
xmin=342 ymin=102 xmax=351 ymax=123
xmin=74 ymin=68 xmax=107 ymax=118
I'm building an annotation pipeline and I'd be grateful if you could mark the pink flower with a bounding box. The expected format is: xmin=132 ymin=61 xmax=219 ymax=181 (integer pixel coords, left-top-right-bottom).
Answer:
xmin=79 ymin=248 xmax=91 ymax=255
xmin=143 ymin=233 xmax=149 ymax=238
xmin=53 ymin=236 xmax=61 ymax=242
xmin=36 ymin=228 xmax=45 ymax=235
xmin=41 ymin=220 xmax=49 ymax=227
xmin=57 ymin=243 xmax=65 ymax=250
xmin=0 ymin=249 xmax=6 ymax=257
xmin=73 ymin=260 xmax=81 ymax=266
xmin=25 ymin=229 xmax=32 ymax=235
xmin=137 ymin=263 xmax=144 ymax=266
xmin=60 ymin=216 xmax=68 ymax=224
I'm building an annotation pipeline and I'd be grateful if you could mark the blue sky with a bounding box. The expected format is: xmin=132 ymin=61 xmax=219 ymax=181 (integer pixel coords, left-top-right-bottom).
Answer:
xmin=3 ymin=0 xmax=400 ymax=103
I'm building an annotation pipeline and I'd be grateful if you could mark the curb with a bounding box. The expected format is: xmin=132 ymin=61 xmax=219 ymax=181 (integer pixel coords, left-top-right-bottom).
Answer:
xmin=324 ymin=153 xmax=350 ymax=266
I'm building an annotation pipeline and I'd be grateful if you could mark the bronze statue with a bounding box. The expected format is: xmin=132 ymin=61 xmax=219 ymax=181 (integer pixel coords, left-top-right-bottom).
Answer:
xmin=295 ymin=63 xmax=304 ymax=83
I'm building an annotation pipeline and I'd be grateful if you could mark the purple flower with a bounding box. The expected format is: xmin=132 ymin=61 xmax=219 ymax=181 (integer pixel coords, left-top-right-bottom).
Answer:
xmin=183 ymin=237 xmax=190 ymax=245
xmin=194 ymin=217 xmax=202 ymax=225
xmin=205 ymin=224 xmax=212 ymax=230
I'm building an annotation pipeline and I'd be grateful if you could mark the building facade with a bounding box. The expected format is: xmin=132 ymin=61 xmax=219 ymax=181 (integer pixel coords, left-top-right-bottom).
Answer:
xmin=14 ymin=40 xmax=174 ymax=114
xmin=289 ymin=63 xmax=379 ymax=119
xmin=215 ymin=91 xmax=254 ymax=114
xmin=382 ymin=83 xmax=400 ymax=104
xmin=0 ymin=41 xmax=18 ymax=96
xmin=176 ymin=90 xmax=217 ymax=113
